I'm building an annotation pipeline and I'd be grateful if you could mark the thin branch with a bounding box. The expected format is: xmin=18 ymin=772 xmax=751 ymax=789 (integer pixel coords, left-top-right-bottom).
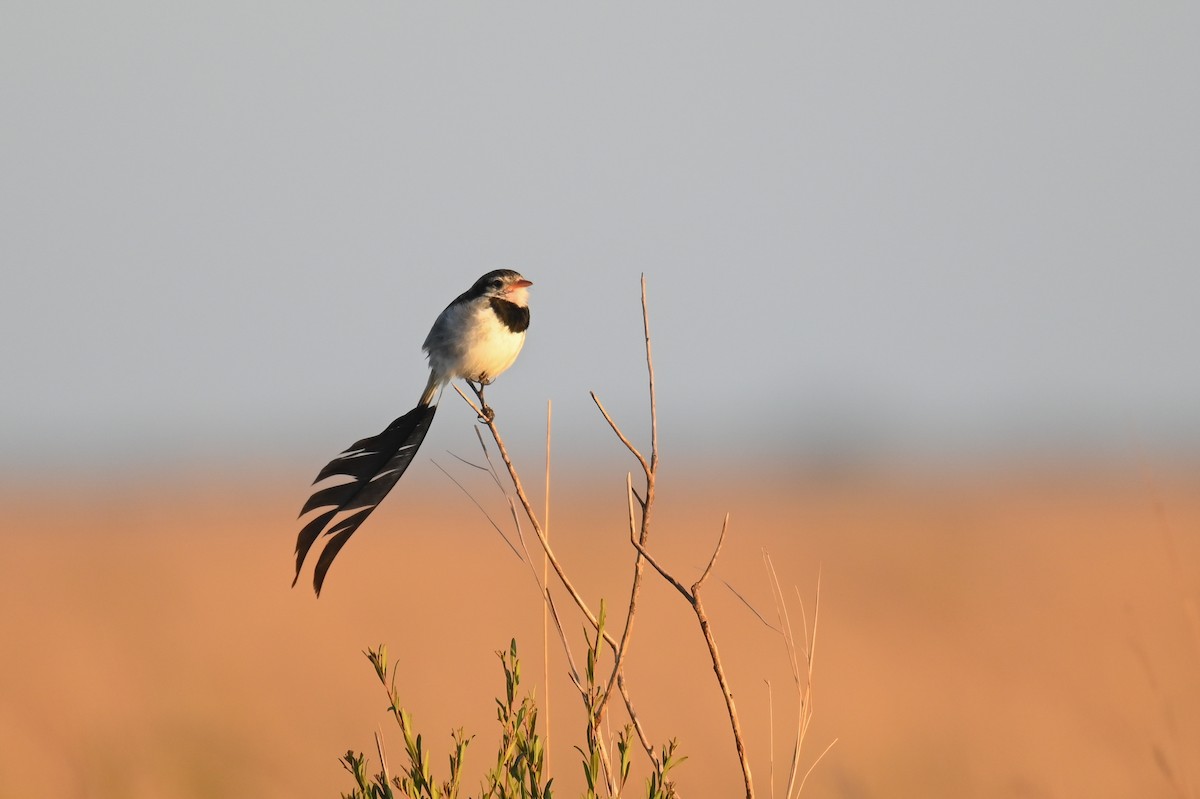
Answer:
xmin=593 ymin=276 xmax=660 ymax=741
xmin=472 ymin=426 xmax=509 ymax=495
xmin=691 ymin=583 xmax=754 ymax=798
xmin=430 ymin=459 xmax=522 ymax=560
xmin=590 ymin=391 xmax=650 ymax=478
xmin=625 ymin=472 xmax=638 ymax=543
xmin=542 ymin=588 xmax=583 ymax=694
xmin=694 ymin=513 xmax=730 ymax=591
xmin=452 ymin=382 xmax=485 ymax=419
xmin=442 ymin=449 xmax=489 ymax=472
xmin=629 ymin=535 xmax=691 ymax=602
xmin=640 ymin=273 xmax=659 ymax=475
xmin=725 ymin=580 xmax=782 ymax=634
xmin=509 ymin=498 xmax=542 ymax=586
xmin=450 ymin=387 xmax=617 ymax=648
xmin=543 ymin=399 xmax=552 ymax=774
xmin=493 ymin=423 xmax=608 ymax=635
xmin=597 ymin=473 xmax=651 ymax=710
xmin=636 ymin=512 xmax=752 ymax=796
xmin=617 ymin=672 xmax=654 ymax=758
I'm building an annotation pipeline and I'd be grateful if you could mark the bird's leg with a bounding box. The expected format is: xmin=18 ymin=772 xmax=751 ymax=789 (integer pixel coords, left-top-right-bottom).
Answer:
xmin=468 ymin=378 xmax=495 ymax=422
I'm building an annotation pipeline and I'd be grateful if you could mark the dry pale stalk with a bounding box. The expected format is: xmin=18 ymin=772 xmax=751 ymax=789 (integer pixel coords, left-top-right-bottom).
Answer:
xmin=631 ymin=514 xmax=755 ymax=798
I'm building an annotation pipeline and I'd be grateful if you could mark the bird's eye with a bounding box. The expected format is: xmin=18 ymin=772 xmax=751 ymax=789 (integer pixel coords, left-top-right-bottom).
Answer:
xmin=489 ymin=278 xmax=503 ymax=289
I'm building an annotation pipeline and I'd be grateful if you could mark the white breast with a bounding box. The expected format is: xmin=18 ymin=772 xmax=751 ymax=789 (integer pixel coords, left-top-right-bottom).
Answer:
xmin=424 ymin=300 xmax=527 ymax=385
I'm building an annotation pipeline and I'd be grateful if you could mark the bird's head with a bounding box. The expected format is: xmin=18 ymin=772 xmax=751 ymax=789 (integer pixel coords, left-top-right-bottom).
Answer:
xmin=475 ymin=269 xmax=533 ymax=307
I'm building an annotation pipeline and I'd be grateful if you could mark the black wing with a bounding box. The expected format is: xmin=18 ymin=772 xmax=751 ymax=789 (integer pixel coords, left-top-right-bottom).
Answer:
xmin=294 ymin=404 xmax=437 ymax=595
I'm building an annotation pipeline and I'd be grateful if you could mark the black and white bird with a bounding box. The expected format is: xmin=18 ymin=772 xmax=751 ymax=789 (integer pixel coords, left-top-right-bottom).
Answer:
xmin=293 ymin=269 xmax=533 ymax=595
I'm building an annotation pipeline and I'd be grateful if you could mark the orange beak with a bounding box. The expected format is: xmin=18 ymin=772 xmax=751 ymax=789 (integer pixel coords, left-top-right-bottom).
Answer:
xmin=510 ymin=279 xmax=533 ymax=290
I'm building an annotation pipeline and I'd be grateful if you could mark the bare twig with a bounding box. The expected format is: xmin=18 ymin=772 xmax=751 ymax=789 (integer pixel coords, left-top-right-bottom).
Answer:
xmin=472 ymin=408 xmax=609 ymax=637
xmin=591 ymin=392 xmax=650 ymax=478
xmin=617 ymin=671 xmax=653 ymax=757
xmin=690 ymin=520 xmax=753 ymax=798
xmin=452 ymin=382 xmax=485 ymax=419
xmin=725 ymin=580 xmax=782 ymax=634
xmin=696 ymin=514 xmax=730 ymax=589
xmin=597 ymin=470 xmax=654 ymax=712
xmin=630 ymin=511 xmax=755 ymax=797
xmin=443 ymin=449 xmax=489 ymax=472
xmin=594 ymin=276 xmax=658 ymax=742
xmin=640 ymin=274 xmax=659 ymax=477
xmin=430 ymin=459 xmax=522 ymax=560
xmin=472 ymin=426 xmax=509 ymax=495
xmin=629 ymin=536 xmax=691 ymax=601
xmin=543 ymin=399 xmax=552 ymax=773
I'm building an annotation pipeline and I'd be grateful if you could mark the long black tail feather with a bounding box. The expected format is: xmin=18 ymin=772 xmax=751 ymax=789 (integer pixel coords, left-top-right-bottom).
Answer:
xmin=294 ymin=403 xmax=437 ymax=595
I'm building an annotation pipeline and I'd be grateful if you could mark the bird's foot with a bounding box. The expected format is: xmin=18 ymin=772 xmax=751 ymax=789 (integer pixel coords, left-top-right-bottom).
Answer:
xmin=466 ymin=379 xmax=494 ymax=422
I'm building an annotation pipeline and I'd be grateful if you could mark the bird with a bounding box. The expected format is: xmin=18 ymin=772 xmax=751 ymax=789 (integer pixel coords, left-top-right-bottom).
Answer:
xmin=293 ymin=269 xmax=533 ymax=595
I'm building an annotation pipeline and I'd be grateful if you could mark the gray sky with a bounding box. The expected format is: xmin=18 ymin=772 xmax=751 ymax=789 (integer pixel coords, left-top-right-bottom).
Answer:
xmin=3 ymin=3 xmax=1198 ymax=475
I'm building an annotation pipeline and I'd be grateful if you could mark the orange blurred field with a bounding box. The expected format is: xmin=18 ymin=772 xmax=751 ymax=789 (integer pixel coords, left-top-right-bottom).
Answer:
xmin=2 ymin=464 xmax=1197 ymax=798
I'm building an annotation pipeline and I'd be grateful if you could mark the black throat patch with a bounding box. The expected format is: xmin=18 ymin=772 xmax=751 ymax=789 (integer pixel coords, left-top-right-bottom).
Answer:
xmin=490 ymin=298 xmax=530 ymax=333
